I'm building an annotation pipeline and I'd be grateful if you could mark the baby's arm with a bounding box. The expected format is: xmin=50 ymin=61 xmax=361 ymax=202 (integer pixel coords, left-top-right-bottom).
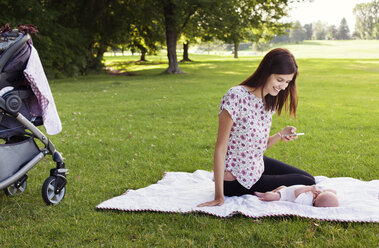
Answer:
xmin=294 ymin=185 xmax=318 ymax=198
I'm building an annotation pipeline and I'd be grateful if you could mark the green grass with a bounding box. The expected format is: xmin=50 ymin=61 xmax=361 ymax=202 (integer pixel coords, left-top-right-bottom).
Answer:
xmin=1 ymin=41 xmax=378 ymax=247
xmin=271 ymin=40 xmax=379 ymax=59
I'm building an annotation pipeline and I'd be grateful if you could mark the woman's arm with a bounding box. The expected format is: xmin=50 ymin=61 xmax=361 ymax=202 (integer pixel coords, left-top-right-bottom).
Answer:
xmin=267 ymin=126 xmax=297 ymax=149
xmin=197 ymin=110 xmax=233 ymax=207
xmin=266 ymin=132 xmax=282 ymax=149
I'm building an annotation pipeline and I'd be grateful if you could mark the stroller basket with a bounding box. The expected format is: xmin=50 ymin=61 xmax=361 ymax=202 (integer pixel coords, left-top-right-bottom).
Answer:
xmin=0 ymin=137 xmax=40 ymax=182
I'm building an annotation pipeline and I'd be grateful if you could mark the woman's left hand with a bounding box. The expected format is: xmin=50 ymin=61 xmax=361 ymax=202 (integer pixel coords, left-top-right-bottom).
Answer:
xmin=278 ymin=126 xmax=298 ymax=142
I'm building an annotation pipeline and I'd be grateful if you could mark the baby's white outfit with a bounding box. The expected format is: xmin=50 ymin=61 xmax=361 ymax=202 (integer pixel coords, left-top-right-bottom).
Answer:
xmin=278 ymin=185 xmax=314 ymax=206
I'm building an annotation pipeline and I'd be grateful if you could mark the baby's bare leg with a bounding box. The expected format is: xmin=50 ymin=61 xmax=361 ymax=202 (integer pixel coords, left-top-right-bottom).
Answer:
xmin=254 ymin=191 xmax=281 ymax=201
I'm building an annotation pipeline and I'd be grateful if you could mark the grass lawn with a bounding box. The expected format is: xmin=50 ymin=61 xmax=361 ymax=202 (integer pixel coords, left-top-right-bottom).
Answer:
xmin=1 ymin=41 xmax=378 ymax=247
xmin=270 ymin=40 xmax=379 ymax=59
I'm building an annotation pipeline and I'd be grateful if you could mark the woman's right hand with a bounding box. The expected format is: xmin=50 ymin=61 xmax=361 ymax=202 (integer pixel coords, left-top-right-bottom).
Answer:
xmin=197 ymin=197 xmax=224 ymax=207
xmin=279 ymin=126 xmax=297 ymax=143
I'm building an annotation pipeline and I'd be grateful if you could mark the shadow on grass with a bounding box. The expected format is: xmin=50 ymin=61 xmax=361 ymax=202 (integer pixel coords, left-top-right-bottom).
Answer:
xmin=88 ymin=57 xmax=277 ymax=83
xmin=107 ymin=60 xmax=167 ymax=70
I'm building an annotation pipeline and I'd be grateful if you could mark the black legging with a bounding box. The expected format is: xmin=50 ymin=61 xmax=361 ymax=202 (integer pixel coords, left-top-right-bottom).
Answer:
xmin=224 ymin=156 xmax=315 ymax=196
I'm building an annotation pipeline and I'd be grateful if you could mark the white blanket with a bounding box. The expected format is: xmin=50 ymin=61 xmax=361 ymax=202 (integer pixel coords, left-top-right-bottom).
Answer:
xmin=24 ymin=44 xmax=62 ymax=135
xmin=96 ymin=170 xmax=379 ymax=223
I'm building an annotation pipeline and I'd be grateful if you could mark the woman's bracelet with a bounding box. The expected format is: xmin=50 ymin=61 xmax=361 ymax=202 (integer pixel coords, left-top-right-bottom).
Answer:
xmin=278 ymin=132 xmax=283 ymax=138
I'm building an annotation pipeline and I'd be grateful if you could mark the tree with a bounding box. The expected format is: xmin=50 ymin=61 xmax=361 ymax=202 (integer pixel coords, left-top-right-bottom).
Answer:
xmin=206 ymin=0 xmax=253 ymax=58
xmin=155 ymin=0 xmax=297 ymax=73
xmin=198 ymin=0 xmax=292 ymax=59
xmin=354 ymin=0 xmax=379 ymax=39
xmin=178 ymin=15 xmax=201 ymax=62
xmin=1 ymin=0 xmax=159 ymax=77
xmin=253 ymin=22 xmax=290 ymax=50
xmin=177 ymin=2 xmax=215 ymax=63
xmin=303 ymin=23 xmax=312 ymax=40
xmin=0 ymin=0 xmax=94 ymax=77
xmin=336 ymin=18 xmax=350 ymax=40
xmin=45 ymin=0 xmax=135 ymax=73
xmin=156 ymin=0 xmax=209 ymax=73
xmin=289 ymin=21 xmax=306 ymax=43
xmin=125 ymin=1 xmax=165 ymax=62
xmin=180 ymin=39 xmax=192 ymax=62
xmin=270 ymin=32 xmax=290 ymax=44
xmin=327 ymin=25 xmax=338 ymax=40
xmin=0 ymin=0 xmax=310 ymax=76
xmin=351 ymin=31 xmax=361 ymax=39
xmin=312 ymin=21 xmax=327 ymax=40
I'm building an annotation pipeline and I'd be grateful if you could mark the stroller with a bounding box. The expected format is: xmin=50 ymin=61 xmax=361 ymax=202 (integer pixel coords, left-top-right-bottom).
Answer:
xmin=0 ymin=27 xmax=67 ymax=205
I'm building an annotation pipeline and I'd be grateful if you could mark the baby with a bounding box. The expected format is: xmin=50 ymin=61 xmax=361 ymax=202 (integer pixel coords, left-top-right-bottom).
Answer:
xmin=254 ymin=185 xmax=339 ymax=207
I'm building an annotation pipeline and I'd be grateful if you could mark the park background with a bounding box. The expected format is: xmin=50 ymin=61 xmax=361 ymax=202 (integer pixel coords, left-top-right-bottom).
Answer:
xmin=1 ymin=0 xmax=378 ymax=247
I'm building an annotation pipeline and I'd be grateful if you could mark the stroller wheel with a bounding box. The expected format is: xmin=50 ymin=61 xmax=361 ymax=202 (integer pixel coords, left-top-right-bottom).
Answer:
xmin=4 ymin=180 xmax=27 ymax=196
xmin=42 ymin=176 xmax=66 ymax=205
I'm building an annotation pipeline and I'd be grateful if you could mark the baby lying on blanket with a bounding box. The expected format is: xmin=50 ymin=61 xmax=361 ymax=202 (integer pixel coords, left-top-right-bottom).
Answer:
xmin=255 ymin=185 xmax=339 ymax=207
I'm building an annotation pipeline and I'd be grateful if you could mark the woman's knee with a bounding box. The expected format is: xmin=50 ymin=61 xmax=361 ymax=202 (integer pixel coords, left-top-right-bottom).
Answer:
xmin=303 ymin=175 xmax=316 ymax=185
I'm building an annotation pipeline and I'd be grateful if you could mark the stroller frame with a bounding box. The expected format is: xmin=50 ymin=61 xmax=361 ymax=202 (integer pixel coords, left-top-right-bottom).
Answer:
xmin=0 ymin=32 xmax=67 ymax=205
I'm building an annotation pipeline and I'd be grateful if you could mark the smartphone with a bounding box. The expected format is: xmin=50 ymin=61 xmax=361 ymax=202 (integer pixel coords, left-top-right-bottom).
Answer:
xmin=286 ymin=133 xmax=304 ymax=137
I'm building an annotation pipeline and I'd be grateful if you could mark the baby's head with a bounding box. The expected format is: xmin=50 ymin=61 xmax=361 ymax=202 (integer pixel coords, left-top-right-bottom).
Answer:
xmin=313 ymin=190 xmax=339 ymax=207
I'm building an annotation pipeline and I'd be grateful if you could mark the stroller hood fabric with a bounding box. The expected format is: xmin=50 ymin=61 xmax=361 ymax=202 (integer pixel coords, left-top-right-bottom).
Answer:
xmin=23 ymin=44 xmax=62 ymax=135
xmin=2 ymin=39 xmax=31 ymax=73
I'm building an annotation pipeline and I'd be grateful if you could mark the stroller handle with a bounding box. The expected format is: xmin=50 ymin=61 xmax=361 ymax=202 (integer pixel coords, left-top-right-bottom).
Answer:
xmin=0 ymin=33 xmax=31 ymax=72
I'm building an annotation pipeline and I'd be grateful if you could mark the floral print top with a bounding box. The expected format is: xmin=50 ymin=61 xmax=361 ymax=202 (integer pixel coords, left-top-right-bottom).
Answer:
xmin=219 ymin=86 xmax=274 ymax=189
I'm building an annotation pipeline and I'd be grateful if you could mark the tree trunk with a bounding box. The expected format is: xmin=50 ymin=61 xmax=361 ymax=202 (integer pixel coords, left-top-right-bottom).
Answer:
xmin=139 ymin=51 xmax=147 ymax=62
xmin=180 ymin=42 xmax=192 ymax=62
xmin=87 ymin=43 xmax=106 ymax=71
xmin=96 ymin=45 xmax=106 ymax=62
xmin=234 ymin=42 xmax=239 ymax=59
xmin=163 ymin=1 xmax=183 ymax=73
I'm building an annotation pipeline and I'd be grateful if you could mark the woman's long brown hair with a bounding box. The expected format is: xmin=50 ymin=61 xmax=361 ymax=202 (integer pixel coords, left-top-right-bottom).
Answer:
xmin=240 ymin=48 xmax=298 ymax=118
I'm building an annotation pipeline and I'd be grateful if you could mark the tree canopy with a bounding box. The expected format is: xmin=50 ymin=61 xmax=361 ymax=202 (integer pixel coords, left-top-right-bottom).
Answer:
xmin=1 ymin=0 xmax=305 ymax=77
xmin=354 ymin=0 xmax=379 ymax=40
xmin=1 ymin=0 xmax=126 ymax=77
xmin=196 ymin=0 xmax=292 ymax=59
xmin=337 ymin=18 xmax=350 ymax=40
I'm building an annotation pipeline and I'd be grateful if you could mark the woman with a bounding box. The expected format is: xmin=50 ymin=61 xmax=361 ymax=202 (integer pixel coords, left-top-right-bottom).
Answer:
xmin=198 ymin=48 xmax=315 ymax=207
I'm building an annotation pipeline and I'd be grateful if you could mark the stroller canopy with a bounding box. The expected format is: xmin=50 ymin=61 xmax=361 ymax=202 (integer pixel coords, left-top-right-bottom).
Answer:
xmin=0 ymin=29 xmax=62 ymax=138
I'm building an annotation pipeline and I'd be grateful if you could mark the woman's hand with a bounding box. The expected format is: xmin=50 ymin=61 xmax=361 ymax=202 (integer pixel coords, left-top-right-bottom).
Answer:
xmin=278 ymin=126 xmax=298 ymax=143
xmin=197 ymin=197 xmax=224 ymax=207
